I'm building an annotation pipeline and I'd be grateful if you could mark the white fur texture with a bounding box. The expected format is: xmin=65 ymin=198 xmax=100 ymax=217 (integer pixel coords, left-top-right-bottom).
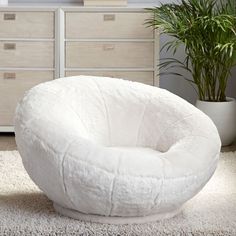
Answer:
xmin=14 ymin=76 xmax=221 ymax=220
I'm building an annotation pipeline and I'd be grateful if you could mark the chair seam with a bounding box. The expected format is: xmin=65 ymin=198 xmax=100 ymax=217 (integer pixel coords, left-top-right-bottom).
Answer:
xmin=61 ymin=139 xmax=78 ymax=208
xmin=135 ymin=98 xmax=150 ymax=146
xmin=91 ymin=78 xmax=112 ymax=146
xmin=109 ymin=153 xmax=122 ymax=216
xmin=150 ymin=155 xmax=166 ymax=212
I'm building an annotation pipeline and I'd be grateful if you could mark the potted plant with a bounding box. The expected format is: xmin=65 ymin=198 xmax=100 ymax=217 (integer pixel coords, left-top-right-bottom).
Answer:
xmin=146 ymin=0 xmax=236 ymax=146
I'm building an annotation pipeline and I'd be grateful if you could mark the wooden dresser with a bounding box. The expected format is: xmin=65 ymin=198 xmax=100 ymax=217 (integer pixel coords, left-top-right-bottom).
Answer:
xmin=0 ymin=3 xmax=159 ymax=132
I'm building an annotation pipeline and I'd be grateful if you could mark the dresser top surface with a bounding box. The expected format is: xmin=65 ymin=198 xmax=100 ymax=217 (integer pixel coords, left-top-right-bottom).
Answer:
xmin=0 ymin=3 xmax=158 ymax=11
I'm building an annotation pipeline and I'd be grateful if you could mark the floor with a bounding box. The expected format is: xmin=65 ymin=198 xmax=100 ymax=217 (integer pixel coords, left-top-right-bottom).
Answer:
xmin=0 ymin=133 xmax=236 ymax=152
xmin=0 ymin=133 xmax=17 ymax=151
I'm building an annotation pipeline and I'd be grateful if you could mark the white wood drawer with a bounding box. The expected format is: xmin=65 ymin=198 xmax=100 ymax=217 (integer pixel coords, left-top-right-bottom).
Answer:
xmin=66 ymin=42 xmax=154 ymax=68
xmin=0 ymin=12 xmax=54 ymax=39
xmin=66 ymin=71 xmax=154 ymax=85
xmin=65 ymin=12 xmax=153 ymax=39
xmin=0 ymin=71 xmax=54 ymax=126
xmin=0 ymin=41 xmax=54 ymax=68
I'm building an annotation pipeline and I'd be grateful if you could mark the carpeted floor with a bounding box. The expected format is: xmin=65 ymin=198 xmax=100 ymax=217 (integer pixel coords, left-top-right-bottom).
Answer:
xmin=0 ymin=151 xmax=236 ymax=236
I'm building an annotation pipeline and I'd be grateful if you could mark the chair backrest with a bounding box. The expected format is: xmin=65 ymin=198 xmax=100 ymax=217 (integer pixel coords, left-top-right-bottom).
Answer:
xmin=18 ymin=75 xmax=219 ymax=152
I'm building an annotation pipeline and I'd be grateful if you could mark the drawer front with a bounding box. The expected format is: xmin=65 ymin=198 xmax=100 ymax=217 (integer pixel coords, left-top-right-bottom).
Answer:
xmin=66 ymin=71 xmax=154 ymax=85
xmin=0 ymin=71 xmax=54 ymax=126
xmin=66 ymin=12 xmax=153 ymax=39
xmin=66 ymin=42 xmax=154 ymax=68
xmin=0 ymin=41 xmax=54 ymax=68
xmin=0 ymin=12 xmax=54 ymax=39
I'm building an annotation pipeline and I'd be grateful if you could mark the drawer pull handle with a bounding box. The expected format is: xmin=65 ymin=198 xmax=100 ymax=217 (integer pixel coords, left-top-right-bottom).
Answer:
xmin=3 ymin=73 xmax=16 ymax=80
xmin=104 ymin=14 xmax=115 ymax=21
xmin=4 ymin=13 xmax=16 ymax=21
xmin=4 ymin=43 xmax=16 ymax=50
xmin=103 ymin=44 xmax=115 ymax=51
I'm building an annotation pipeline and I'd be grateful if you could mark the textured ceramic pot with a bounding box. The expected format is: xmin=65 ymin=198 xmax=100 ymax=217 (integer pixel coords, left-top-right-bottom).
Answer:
xmin=196 ymin=98 xmax=236 ymax=146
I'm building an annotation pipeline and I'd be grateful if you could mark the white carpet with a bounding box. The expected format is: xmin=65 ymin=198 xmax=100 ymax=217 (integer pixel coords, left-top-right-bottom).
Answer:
xmin=0 ymin=151 xmax=236 ymax=236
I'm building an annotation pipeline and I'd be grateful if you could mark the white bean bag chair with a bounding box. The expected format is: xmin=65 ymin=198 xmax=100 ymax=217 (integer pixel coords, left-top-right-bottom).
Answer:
xmin=15 ymin=76 xmax=221 ymax=224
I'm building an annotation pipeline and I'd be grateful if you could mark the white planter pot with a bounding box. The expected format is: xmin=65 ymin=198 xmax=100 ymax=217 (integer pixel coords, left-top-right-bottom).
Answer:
xmin=0 ymin=0 xmax=8 ymax=5
xmin=196 ymin=98 xmax=236 ymax=146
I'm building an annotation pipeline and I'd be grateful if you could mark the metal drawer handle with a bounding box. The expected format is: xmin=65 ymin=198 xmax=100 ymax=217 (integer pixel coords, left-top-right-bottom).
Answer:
xmin=4 ymin=43 xmax=16 ymax=50
xmin=3 ymin=72 xmax=16 ymax=80
xmin=103 ymin=44 xmax=115 ymax=51
xmin=104 ymin=14 xmax=115 ymax=21
xmin=4 ymin=13 xmax=16 ymax=21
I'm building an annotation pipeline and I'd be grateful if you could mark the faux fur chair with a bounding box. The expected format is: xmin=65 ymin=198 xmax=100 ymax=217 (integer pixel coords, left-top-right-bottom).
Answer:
xmin=15 ymin=76 xmax=221 ymax=224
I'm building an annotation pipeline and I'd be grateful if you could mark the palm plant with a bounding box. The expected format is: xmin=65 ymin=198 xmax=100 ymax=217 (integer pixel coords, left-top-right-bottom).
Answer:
xmin=146 ymin=0 xmax=236 ymax=102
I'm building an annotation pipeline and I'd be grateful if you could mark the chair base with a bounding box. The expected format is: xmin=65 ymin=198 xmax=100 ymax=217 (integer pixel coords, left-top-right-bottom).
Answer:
xmin=53 ymin=202 xmax=182 ymax=225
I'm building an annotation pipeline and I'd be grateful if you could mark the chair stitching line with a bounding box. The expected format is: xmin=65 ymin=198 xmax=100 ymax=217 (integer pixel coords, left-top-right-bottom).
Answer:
xmin=109 ymin=153 xmax=122 ymax=216
xmin=61 ymin=139 xmax=78 ymax=208
xmin=150 ymin=155 xmax=166 ymax=212
xmin=91 ymin=78 xmax=112 ymax=146
xmin=135 ymin=98 xmax=150 ymax=146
